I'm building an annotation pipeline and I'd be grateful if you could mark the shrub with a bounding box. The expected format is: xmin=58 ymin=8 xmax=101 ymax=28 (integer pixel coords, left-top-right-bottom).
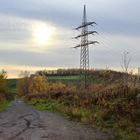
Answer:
xmin=16 ymin=71 xmax=30 ymax=96
xmin=17 ymin=73 xmax=48 ymax=96
xmin=0 ymin=70 xmax=7 ymax=93
xmin=28 ymin=75 xmax=47 ymax=94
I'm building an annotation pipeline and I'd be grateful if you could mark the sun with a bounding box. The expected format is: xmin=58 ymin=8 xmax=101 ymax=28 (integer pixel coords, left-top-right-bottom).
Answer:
xmin=33 ymin=23 xmax=53 ymax=45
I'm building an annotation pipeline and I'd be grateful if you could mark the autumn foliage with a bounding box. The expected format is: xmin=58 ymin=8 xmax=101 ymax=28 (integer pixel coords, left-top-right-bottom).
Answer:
xmin=17 ymin=72 xmax=66 ymax=97
xmin=17 ymin=73 xmax=47 ymax=96
xmin=17 ymin=71 xmax=140 ymax=139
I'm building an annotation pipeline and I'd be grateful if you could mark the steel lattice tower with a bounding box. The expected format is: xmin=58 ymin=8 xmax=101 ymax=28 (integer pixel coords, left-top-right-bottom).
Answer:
xmin=80 ymin=5 xmax=89 ymax=70
xmin=73 ymin=5 xmax=98 ymax=88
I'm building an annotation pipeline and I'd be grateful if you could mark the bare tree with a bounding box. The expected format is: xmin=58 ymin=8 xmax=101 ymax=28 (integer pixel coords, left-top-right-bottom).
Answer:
xmin=121 ymin=52 xmax=131 ymax=83
xmin=121 ymin=52 xmax=131 ymax=73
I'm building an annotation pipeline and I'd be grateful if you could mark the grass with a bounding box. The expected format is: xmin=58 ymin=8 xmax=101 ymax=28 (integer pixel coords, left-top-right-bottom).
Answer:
xmin=27 ymin=99 xmax=64 ymax=112
xmin=0 ymin=100 xmax=10 ymax=112
xmin=6 ymin=79 xmax=17 ymax=93
xmin=27 ymin=99 xmax=95 ymax=125
xmin=48 ymin=75 xmax=106 ymax=84
xmin=27 ymin=99 xmax=111 ymax=126
xmin=26 ymin=82 xmax=140 ymax=140
xmin=47 ymin=75 xmax=82 ymax=85
xmin=27 ymin=98 xmax=140 ymax=140
xmin=48 ymin=75 xmax=80 ymax=80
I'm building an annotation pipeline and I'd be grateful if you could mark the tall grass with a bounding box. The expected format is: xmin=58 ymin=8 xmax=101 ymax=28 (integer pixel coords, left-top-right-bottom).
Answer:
xmin=24 ymin=83 xmax=140 ymax=139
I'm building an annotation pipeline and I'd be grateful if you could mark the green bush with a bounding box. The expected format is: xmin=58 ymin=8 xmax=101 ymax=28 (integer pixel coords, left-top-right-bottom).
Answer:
xmin=0 ymin=100 xmax=10 ymax=112
xmin=0 ymin=70 xmax=7 ymax=93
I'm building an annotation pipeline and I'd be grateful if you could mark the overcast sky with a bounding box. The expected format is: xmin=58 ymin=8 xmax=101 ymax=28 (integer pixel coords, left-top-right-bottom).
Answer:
xmin=0 ymin=0 xmax=140 ymax=78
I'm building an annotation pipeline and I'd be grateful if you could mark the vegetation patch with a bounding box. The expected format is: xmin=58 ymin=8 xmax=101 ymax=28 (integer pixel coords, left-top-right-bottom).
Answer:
xmin=27 ymin=99 xmax=64 ymax=112
xmin=0 ymin=69 xmax=15 ymax=112
xmin=0 ymin=100 xmax=10 ymax=112
xmin=17 ymin=70 xmax=140 ymax=140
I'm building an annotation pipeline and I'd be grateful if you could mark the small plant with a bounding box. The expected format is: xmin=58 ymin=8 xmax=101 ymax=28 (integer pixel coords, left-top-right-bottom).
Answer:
xmin=0 ymin=100 xmax=10 ymax=112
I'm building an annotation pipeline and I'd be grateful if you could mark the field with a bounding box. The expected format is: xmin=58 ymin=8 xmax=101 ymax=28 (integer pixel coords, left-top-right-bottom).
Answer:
xmin=7 ymin=75 xmax=81 ymax=90
xmin=48 ymin=75 xmax=81 ymax=84
xmin=6 ymin=79 xmax=17 ymax=93
xmin=7 ymin=69 xmax=128 ymax=90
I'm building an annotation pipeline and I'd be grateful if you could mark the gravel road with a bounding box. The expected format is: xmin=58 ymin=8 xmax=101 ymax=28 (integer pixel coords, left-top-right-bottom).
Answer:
xmin=0 ymin=100 xmax=111 ymax=140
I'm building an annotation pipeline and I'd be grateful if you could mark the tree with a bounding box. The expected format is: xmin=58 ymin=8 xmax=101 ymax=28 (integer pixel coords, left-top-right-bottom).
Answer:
xmin=121 ymin=52 xmax=131 ymax=73
xmin=28 ymin=75 xmax=47 ymax=94
xmin=0 ymin=70 xmax=7 ymax=93
xmin=17 ymin=71 xmax=30 ymax=96
xmin=121 ymin=52 xmax=131 ymax=83
xmin=17 ymin=72 xmax=48 ymax=96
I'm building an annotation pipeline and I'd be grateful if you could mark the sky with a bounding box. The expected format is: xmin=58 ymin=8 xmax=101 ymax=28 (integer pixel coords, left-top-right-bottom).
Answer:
xmin=0 ymin=0 xmax=140 ymax=78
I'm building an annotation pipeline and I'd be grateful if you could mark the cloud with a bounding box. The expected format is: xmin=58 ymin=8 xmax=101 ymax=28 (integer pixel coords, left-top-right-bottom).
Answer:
xmin=0 ymin=47 xmax=79 ymax=67
xmin=0 ymin=33 xmax=139 ymax=68
xmin=0 ymin=0 xmax=140 ymax=77
xmin=0 ymin=0 xmax=140 ymax=35
xmin=0 ymin=14 xmax=32 ymax=45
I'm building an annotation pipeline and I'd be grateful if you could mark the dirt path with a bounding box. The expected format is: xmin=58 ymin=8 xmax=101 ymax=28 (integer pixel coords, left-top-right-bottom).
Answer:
xmin=0 ymin=100 xmax=111 ymax=140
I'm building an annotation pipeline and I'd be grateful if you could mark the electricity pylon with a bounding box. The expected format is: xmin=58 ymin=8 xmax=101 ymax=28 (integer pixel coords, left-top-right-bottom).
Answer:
xmin=73 ymin=5 xmax=98 ymax=89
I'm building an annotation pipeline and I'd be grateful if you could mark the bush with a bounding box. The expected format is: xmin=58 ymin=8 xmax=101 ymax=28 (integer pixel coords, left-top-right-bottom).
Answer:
xmin=0 ymin=70 xmax=7 ymax=93
xmin=28 ymin=75 xmax=47 ymax=94
xmin=16 ymin=71 xmax=30 ymax=96
xmin=17 ymin=72 xmax=48 ymax=96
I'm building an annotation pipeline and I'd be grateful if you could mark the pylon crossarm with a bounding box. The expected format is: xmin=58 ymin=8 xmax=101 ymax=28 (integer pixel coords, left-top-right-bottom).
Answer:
xmin=74 ymin=22 xmax=97 ymax=30
xmin=73 ymin=41 xmax=99 ymax=48
xmin=74 ymin=31 xmax=98 ymax=39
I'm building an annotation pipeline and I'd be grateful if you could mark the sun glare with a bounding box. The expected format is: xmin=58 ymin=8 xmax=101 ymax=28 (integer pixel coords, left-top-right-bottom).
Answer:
xmin=33 ymin=23 xmax=54 ymax=45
